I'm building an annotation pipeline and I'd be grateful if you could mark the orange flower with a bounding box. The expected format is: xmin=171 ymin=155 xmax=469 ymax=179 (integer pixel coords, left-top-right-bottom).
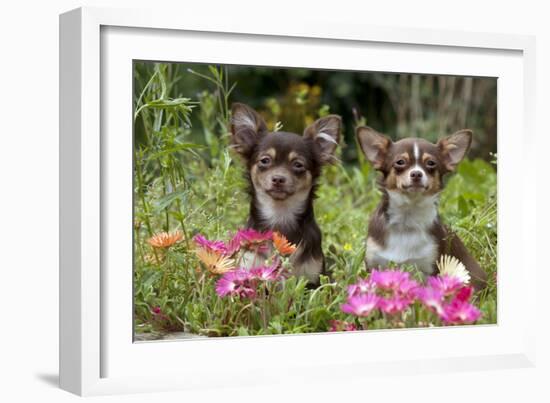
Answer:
xmin=147 ymin=230 xmax=184 ymax=249
xmin=195 ymin=248 xmax=235 ymax=274
xmin=272 ymin=232 xmax=297 ymax=256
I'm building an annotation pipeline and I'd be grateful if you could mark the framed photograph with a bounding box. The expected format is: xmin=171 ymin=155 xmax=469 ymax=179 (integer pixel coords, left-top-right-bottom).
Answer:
xmin=60 ymin=6 xmax=537 ymax=396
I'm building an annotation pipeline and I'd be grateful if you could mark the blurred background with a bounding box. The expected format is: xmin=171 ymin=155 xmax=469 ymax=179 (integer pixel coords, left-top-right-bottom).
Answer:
xmin=134 ymin=62 xmax=497 ymax=164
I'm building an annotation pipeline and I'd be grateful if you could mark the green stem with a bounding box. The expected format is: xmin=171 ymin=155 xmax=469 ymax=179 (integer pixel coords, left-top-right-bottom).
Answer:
xmin=160 ymin=256 xmax=171 ymax=295
xmin=134 ymin=225 xmax=145 ymax=263
xmin=261 ymin=285 xmax=268 ymax=332
xmin=161 ymin=169 xmax=170 ymax=232
xmin=234 ymin=301 xmax=253 ymax=325
xmin=168 ymin=163 xmax=191 ymax=249
xmin=134 ymin=150 xmax=154 ymax=237
xmin=223 ymin=66 xmax=230 ymax=123
xmin=134 ymin=70 xmax=159 ymax=121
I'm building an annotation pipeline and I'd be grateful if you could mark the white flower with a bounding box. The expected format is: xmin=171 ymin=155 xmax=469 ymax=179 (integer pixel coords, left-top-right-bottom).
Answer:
xmin=437 ymin=255 xmax=470 ymax=284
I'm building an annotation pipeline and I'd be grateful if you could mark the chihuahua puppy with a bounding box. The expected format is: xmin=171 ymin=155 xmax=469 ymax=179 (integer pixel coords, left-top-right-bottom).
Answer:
xmin=356 ymin=126 xmax=487 ymax=291
xmin=230 ymin=103 xmax=341 ymax=285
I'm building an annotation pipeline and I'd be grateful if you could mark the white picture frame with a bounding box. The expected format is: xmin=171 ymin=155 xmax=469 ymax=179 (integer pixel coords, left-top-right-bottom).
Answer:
xmin=59 ymin=6 xmax=537 ymax=396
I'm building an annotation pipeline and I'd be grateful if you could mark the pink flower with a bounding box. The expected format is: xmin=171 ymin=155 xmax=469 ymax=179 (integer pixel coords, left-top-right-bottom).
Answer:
xmin=344 ymin=322 xmax=358 ymax=331
xmin=455 ymin=286 xmax=474 ymax=303
xmin=417 ymin=283 xmax=480 ymax=324
xmin=151 ymin=306 xmax=169 ymax=321
xmin=341 ymin=269 xmax=482 ymax=327
xmin=250 ymin=266 xmax=279 ymax=281
xmin=341 ymin=293 xmax=380 ymax=317
xmin=249 ymin=259 xmax=286 ymax=281
xmin=343 ymin=270 xmax=419 ymax=317
xmin=416 ymin=286 xmax=444 ymax=315
xmin=371 ymin=269 xmax=413 ymax=291
xmin=329 ymin=320 xmax=358 ymax=332
xmin=193 ymin=234 xmax=228 ymax=255
xmin=441 ymin=299 xmax=482 ymax=325
xmin=378 ymin=296 xmax=413 ymax=314
xmin=236 ymin=228 xmax=273 ymax=243
xmin=229 ymin=228 xmax=273 ymax=253
xmin=397 ymin=277 xmax=420 ymax=296
xmin=427 ymin=275 xmax=463 ymax=296
xmin=215 ymin=269 xmax=257 ymax=299
xmin=225 ymin=233 xmax=243 ymax=255
xmin=347 ymin=278 xmax=376 ymax=296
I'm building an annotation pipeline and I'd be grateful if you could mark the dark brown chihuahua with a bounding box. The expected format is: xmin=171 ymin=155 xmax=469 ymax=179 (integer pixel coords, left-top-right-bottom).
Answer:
xmin=230 ymin=103 xmax=341 ymax=285
xmin=356 ymin=126 xmax=487 ymax=291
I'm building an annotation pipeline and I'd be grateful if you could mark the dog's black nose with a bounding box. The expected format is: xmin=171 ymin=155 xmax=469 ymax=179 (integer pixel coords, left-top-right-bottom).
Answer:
xmin=271 ymin=175 xmax=287 ymax=185
xmin=410 ymin=170 xmax=423 ymax=180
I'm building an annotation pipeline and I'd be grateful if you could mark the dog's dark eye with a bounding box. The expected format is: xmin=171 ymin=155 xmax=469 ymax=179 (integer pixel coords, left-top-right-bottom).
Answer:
xmin=426 ymin=160 xmax=437 ymax=168
xmin=292 ymin=161 xmax=305 ymax=170
xmin=395 ymin=159 xmax=406 ymax=167
xmin=259 ymin=156 xmax=272 ymax=166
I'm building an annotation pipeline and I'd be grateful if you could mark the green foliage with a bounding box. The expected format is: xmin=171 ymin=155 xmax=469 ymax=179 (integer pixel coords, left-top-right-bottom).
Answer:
xmin=133 ymin=62 xmax=497 ymax=338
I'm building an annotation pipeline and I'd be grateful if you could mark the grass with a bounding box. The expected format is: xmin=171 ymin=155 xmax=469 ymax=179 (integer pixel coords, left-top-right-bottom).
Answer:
xmin=133 ymin=63 xmax=497 ymax=338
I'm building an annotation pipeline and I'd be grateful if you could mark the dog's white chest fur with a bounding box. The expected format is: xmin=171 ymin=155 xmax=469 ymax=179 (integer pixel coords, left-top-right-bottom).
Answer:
xmin=367 ymin=191 xmax=439 ymax=274
xmin=248 ymin=190 xmax=322 ymax=281
xmin=255 ymin=189 xmax=307 ymax=230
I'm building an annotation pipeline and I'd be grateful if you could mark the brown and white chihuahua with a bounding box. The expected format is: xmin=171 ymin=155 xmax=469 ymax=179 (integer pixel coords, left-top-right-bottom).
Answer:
xmin=356 ymin=126 xmax=487 ymax=291
xmin=230 ymin=103 xmax=341 ymax=285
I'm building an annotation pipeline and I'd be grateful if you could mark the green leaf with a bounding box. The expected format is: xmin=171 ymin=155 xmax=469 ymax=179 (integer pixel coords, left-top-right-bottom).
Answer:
xmin=153 ymin=188 xmax=189 ymax=212
xmin=147 ymin=143 xmax=204 ymax=160
xmin=146 ymin=98 xmax=196 ymax=108
xmin=237 ymin=327 xmax=250 ymax=336
xmin=141 ymin=270 xmax=162 ymax=289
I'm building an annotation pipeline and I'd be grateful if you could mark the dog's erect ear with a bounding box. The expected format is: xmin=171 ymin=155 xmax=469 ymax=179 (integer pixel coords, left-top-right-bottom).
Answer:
xmin=437 ymin=129 xmax=472 ymax=172
xmin=356 ymin=126 xmax=392 ymax=170
xmin=303 ymin=115 xmax=341 ymax=164
xmin=230 ymin=103 xmax=268 ymax=157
